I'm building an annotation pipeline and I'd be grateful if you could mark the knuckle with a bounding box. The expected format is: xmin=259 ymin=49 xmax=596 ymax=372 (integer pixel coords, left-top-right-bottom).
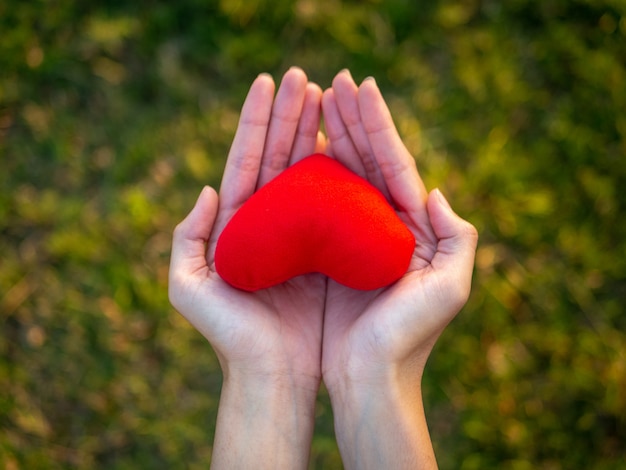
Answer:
xmin=461 ymin=220 xmax=479 ymax=244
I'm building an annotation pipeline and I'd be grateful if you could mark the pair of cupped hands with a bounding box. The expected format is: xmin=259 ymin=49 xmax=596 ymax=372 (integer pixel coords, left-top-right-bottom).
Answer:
xmin=168 ymin=67 xmax=477 ymax=407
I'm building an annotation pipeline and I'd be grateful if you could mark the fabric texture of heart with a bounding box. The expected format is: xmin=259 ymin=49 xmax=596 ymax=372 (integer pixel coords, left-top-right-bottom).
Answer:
xmin=215 ymin=154 xmax=415 ymax=291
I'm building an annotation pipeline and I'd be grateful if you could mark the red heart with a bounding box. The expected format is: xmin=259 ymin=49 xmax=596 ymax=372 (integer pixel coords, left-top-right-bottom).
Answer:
xmin=215 ymin=154 xmax=415 ymax=291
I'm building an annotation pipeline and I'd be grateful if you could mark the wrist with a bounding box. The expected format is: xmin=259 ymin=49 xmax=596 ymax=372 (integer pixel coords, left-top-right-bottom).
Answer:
xmin=220 ymin=350 xmax=322 ymax=393
xmin=211 ymin=368 xmax=320 ymax=469
xmin=223 ymin=365 xmax=321 ymax=404
xmin=324 ymin=366 xmax=436 ymax=470
xmin=323 ymin=353 xmax=426 ymax=400
xmin=326 ymin=364 xmax=424 ymax=418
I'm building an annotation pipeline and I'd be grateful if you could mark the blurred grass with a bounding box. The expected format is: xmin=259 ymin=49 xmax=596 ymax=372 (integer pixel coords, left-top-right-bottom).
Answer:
xmin=1 ymin=0 xmax=625 ymax=468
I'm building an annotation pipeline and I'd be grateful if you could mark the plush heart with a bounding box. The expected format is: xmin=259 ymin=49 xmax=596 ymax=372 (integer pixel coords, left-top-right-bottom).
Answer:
xmin=215 ymin=154 xmax=415 ymax=291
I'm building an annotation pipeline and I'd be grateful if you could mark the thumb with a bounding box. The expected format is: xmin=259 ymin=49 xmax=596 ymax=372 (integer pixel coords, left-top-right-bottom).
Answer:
xmin=169 ymin=186 xmax=219 ymax=306
xmin=426 ymin=189 xmax=478 ymax=309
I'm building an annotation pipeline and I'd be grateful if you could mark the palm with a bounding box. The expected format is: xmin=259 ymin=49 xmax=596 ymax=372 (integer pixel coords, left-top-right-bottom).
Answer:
xmin=322 ymin=226 xmax=442 ymax=383
xmin=199 ymin=272 xmax=326 ymax=377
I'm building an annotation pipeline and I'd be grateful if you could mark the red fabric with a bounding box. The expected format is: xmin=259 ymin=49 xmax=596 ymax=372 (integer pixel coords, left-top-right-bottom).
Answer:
xmin=215 ymin=154 xmax=415 ymax=291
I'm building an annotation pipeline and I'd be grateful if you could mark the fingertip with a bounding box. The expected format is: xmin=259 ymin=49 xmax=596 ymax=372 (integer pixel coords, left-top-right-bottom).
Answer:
xmin=256 ymin=71 xmax=273 ymax=81
xmin=428 ymin=188 xmax=478 ymax=246
xmin=200 ymin=184 xmax=218 ymax=204
xmin=306 ymin=81 xmax=323 ymax=97
xmin=334 ymin=68 xmax=353 ymax=81
xmin=288 ymin=65 xmax=306 ymax=75
xmin=321 ymin=88 xmax=338 ymax=122
xmin=283 ymin=66 xmax=308 ymax=86
xmin=332 ymin=69 xmax=357 ymax=91
xmin=179 ymin=185 xmax=219 ymax=239
xmin=361 ymin=75 xmax=376 ymax=85
xmin=357 ymin=75 xmax=384 ymax=104
xmin=427 ymin=188 xmax=454 ymax=227
xmin=253 ymin=72 xmax=275 ymax=91
xmin=304 ymin=82 xmax=323 ymax=109
xmin=357 ymin=78 xmax=392 ymax=130
xmin=432 ymin=188 xmax=452 ymax=211
xmin=241 ymin=74 xmax=275 ymax=117
xmin=322 ymin=87 xmax=335 ymax=106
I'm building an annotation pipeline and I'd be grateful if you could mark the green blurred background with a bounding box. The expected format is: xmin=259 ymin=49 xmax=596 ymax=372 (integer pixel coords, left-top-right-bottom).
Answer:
xmin=1 ymin=0 xmax=625 ymax=468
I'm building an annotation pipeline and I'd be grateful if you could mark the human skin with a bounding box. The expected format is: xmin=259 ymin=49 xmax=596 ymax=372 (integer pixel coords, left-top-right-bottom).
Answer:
xmin=169 ymin=67 xmax=327 ymax=469
xmin=320 ymin=70 xmax=478 ymax=469
xmin=168 ymin=67 xmax=478 ymax=469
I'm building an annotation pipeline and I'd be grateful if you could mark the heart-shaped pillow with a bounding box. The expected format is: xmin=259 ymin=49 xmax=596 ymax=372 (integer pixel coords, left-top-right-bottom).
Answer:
xmin=215 ymin=154 xmax=415 ymax=291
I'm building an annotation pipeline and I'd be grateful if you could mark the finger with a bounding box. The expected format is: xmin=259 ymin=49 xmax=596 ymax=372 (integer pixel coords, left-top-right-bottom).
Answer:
xmin=169 ymin=186 xmax=219 ymax=308
xmin=427 ymin=189 xmax=479 ymax=312
xmin=357 ymin=78 xmax=429 ymax=218
xmin=256 ymin=67 xmax=308 ymax=188
xmin=219 ymin=73 xmax=275 ymax=211
xmin=290 ymin=82 xmax=323 ymax=164
xmin=321 ymin=87 xmax=366 ymax=178
xmin=332 ymin=70 xmax=389 ymax=196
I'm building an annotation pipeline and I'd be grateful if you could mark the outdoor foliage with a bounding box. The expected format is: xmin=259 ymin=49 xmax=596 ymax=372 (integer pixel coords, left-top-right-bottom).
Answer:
xmin=1 ymin=0 xmax=625 ymax=468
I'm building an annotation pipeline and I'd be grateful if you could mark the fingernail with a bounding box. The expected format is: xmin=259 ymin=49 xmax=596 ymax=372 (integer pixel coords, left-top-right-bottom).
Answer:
xmin=363 ymin=76 xmax=376 ymax=85
xmin=339 ymin=68 xmax=353 ymax=77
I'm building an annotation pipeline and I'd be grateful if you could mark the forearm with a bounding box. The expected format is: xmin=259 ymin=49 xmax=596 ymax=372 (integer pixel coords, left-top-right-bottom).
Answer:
xmin=328 ymin=373 xmax=437 ymax=470
xmin=210 ymin=371 xmax=320 ymax=469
